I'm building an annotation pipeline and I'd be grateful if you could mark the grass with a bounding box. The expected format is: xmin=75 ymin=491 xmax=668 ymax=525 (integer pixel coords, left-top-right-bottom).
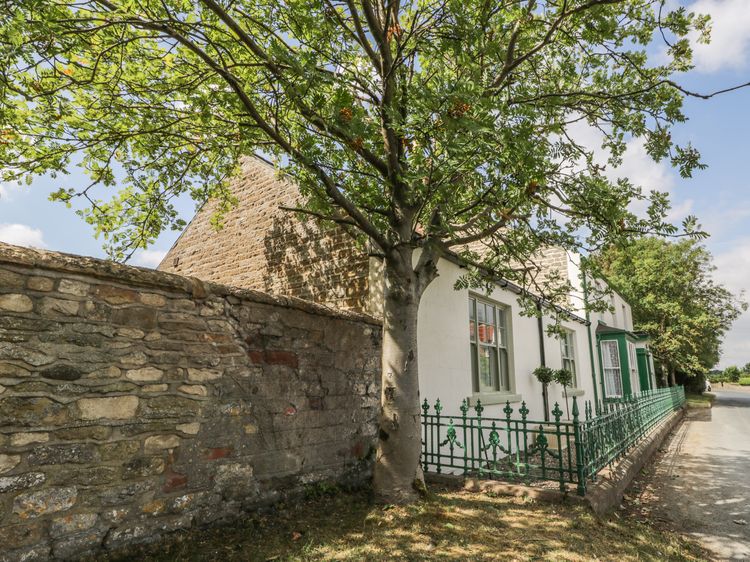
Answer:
xmin=686 ymin=392 xmax=715 ymax=408
xmin=99 ymin=487 xmax=709 ymax=562
xmin=739 ymin=376 xmax=750 ymax=386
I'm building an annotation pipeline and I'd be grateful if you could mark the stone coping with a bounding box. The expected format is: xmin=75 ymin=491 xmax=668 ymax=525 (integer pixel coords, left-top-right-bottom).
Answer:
xmin=0 ymin=242 xmax=381 ymax=327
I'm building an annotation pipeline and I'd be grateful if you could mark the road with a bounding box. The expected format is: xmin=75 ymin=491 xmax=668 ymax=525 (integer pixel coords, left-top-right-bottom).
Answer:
xmin=629 ymin=388 xmax=750 ymax=560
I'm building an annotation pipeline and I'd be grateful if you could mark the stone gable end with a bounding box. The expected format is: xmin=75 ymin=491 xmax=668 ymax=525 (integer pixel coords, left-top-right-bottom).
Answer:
xmin=159 ymin=157 xmax=371 ymax=314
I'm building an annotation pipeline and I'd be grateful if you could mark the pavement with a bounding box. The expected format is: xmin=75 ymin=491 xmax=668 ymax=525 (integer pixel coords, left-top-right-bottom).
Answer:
xmin=627 ymin=387 xmax=750 ymax=560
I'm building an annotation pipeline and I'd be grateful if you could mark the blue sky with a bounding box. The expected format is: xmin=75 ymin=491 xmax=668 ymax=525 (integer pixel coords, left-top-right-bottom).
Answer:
xmin=1 ymin=0 xmax=749 ymax=368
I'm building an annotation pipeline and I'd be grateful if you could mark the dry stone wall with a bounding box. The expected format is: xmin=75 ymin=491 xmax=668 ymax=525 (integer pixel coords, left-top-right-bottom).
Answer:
xmin=0 ymin=243 xmax=381 ymax=561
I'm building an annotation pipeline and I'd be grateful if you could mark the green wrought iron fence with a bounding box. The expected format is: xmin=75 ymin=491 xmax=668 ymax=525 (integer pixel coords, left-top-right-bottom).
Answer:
xmin=421 ymin=385 xmax=685 ymax=495
xmin=580 ymin=386 xmax=685 ymax=480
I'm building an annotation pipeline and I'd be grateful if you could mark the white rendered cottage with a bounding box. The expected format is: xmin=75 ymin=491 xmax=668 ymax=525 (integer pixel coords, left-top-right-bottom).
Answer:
xmin=160 ymin=157 xmax=655 ymax=422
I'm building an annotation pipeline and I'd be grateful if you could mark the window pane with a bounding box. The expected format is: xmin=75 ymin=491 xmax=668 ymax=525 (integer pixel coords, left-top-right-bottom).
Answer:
xmin=478 ymin=322 xmax=495 ymax=344
xmin=478 ymin=345 xmax=492 ymax=390
xmin=498 ymin=348 xmax=510 ymax=391
xmin=470 ymin=343 xmax=478 ymax=392
xmin=601 ymin=341 xmax=620 ymax=368
xmin=489 ymin=347 xmax=499 ymax=391
xmin=564 ymin=358 xmax=576 ymax=378
xmin=469 ymin=299 xmax=476 ymax=342
xmin=497 ymin=308 xmax=506 ymax=347
xmin=469 ymin=297 xmax=512 ymax=395
xmin=605 ymin=369 xmax=620 ymax=397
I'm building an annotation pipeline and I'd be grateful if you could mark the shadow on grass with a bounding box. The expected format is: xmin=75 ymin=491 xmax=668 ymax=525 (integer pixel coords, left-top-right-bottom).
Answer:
xmin=97 ymin=487 xmax=707 ymax=562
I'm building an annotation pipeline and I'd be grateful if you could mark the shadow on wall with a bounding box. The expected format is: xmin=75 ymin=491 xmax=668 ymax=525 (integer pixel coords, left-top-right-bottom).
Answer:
xmin=262 ymin=215 xmax=370 ymax=313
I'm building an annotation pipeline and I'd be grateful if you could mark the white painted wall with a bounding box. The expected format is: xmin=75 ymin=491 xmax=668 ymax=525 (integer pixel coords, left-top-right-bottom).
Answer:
xmin=417 ymin=257 xmax=595 ymax=422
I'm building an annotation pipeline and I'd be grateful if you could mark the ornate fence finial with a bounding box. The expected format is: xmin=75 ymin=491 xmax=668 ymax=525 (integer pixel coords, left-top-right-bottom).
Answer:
xmin=552 ymin=402 xmax=563 ymax=423
xmin=474 ymin=399 xmax=484 ymax=417
xmin=519 ymin=401 xmax=529 ymax=420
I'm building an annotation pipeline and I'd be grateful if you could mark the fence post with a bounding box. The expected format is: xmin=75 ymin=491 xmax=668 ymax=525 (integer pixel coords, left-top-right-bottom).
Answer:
xmin=422 ymin=399 xmax=430 ymax=473
xmin=572 ymin=397 xmax=586 ymax=496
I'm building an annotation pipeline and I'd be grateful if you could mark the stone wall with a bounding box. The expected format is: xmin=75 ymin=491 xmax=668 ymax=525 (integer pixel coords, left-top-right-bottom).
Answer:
xmin=0 ymin=243 xmax=381 ymax=561
xmin=531 ymin=246 xmax=572 ymax=305
xmin=159 ymin=157 xmax=372 ymax=314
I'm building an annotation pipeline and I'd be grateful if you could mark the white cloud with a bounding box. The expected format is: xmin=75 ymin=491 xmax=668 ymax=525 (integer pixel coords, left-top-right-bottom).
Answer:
xmin=713 ymin=238 xmax=750 ymax=295
xmin=665 ymin=198 xmax=694 ymax=223
xmin=133 ymin=249 xmax=167 ymax=268
xmin=712 ymin=239 xmax=750 ymax=367
xmin=689 ymin=0 xmax=750 ymax=73
xmin=608 ymin=138 xmax=675 ymax=193
xmin=566 ymin=122 xmax=682 ymax=220
xmin=0 ymin=223 xmax=47 ymax=249
xmin=0 ymin=182 xmax=22 ymax=201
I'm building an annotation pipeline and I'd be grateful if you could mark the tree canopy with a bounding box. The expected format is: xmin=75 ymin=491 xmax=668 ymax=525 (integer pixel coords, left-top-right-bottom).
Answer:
xmin=595 ymin=238 xmax=746 ymax=381
xmin=0 ymin=0 xmax=735 ymax=501
xmin=1 ymin=0 xmax=711 ymax=269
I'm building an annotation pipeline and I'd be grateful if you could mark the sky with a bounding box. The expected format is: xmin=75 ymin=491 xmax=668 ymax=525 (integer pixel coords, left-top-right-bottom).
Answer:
xmin=1 ymin=0 xmax=749 ymax=368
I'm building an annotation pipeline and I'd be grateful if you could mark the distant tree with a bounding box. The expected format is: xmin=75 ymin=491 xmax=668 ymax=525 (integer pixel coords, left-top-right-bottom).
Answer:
xmin=725 ymin=366 xmax=741 ymax=383
xmin=743 ymin=363 xmax=750 ymax=374
xmin=596 ymin=238 xmax=746 ymax=386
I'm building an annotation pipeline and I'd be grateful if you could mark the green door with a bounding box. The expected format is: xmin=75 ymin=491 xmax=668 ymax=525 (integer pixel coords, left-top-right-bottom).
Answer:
xmin=636 ymin=348 xmax=651 ymax=391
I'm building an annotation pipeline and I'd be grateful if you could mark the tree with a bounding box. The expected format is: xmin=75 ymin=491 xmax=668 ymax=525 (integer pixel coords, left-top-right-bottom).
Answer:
xmin=595 ymin=238 xmax=746 ymax=386
xmin=724 ymin=366 xmax=741 ymax=383
xmin=0 ymin=1 xmax=732 ymax=502
xmin=532 ymin=366 xmax=555 ymax=422
xmin=743 ymin=363 xmax=750 ymax=374
xmin=554 ymin=368 xmax=574 ymax=420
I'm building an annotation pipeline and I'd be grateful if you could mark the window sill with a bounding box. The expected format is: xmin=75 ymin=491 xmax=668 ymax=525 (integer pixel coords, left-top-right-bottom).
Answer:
xmin=468 ymin=392 xmax=522 ymax=406
xmin=564 ymin=388 xmax=585 ymax=398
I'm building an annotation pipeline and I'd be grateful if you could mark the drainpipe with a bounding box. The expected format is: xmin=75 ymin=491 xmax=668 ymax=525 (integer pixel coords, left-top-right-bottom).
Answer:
xmin=581 ymin=267 xmax=600 ymax=408
xmin=536 ymin=301 xmax=550 ymax=422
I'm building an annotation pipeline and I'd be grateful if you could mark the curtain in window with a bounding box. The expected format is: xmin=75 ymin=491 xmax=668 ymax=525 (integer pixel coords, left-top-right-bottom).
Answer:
xmin=601 ymin=340 xmax=623 ymax=398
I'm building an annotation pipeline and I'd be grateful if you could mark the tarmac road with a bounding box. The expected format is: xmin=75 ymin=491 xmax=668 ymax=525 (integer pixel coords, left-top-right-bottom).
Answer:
xmin=632 ymin=388 xmax=750 ymax=560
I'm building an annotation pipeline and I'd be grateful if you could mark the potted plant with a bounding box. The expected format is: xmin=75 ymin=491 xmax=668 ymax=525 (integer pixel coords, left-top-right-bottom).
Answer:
xmin=533 ymin=366 xmax=555 ymax=422
xmin=554 ymin=368 xmax=574 ymax=420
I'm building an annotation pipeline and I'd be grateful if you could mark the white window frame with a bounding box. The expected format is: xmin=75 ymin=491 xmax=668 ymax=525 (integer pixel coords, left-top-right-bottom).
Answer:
xmin=560 ymin=329 xmax=577 ymax=388
xmin=627 ymin=341 xmax=639 ymax=396
xmin=469 ymin=296 xmax=517 ymax=403
xmin=601 ymin=340 xmax=623 ymax=398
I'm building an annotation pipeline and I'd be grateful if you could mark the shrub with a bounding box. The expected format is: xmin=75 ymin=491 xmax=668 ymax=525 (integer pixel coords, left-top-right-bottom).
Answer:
xmin=533 ymin=366 xmax=555 ymax=385
xmin=739 ymin=377 xmax=750 ymax=387
xmin=554 ymin=369 xmax=574 ymax=388
xmin=724 ymin=365 xmax=742 ymax=383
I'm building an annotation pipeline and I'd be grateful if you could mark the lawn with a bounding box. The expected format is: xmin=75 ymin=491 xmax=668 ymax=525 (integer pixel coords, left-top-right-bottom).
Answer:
xmin=686 ymin=392 xmax=715 ymax=408
xmin=98 ymin=486 xmax=708 ymax=562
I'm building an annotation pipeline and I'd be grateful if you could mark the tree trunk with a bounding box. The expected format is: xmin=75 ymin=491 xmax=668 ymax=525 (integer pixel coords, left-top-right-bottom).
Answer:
xmin=373 ymin=247 xmax=436 ymax=504
xmin=669 ymin=367 xmax=677 ymax=387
